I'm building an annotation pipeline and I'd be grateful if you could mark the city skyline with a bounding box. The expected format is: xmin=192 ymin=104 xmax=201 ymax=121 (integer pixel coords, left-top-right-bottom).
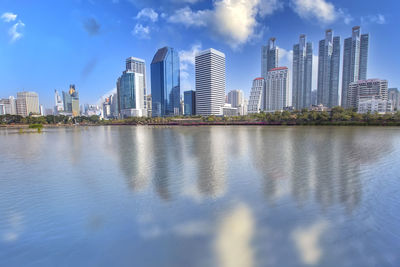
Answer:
xmin=0 ymin=0 xmax=397 ymax=108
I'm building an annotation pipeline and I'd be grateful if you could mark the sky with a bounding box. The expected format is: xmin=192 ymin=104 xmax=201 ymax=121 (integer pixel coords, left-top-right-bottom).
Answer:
xmin=0 ymin=0 xmax=399 ymax=108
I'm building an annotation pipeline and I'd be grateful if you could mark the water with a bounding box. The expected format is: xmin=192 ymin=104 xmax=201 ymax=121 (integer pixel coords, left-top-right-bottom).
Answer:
xmin=0 ymin=126 xmax=400 ymax=267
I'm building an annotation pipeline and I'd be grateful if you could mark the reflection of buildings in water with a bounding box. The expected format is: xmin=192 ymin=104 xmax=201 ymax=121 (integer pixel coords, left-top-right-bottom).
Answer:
xmin=150 ymin=128 xmax=184 ymax=201
xmin=193 ymin=127 xmax=227 ymax=198
xmin=250 ymin=127 xmax=293 ymax=204
xmin=116 ymin=127 xmax=151 ymax=192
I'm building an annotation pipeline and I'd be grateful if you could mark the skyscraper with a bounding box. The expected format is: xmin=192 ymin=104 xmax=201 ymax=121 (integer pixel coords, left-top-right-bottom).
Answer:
xmin=62 ymin=85 xmax=80 ymax=116
xmin=16 ymin=91 xmax=39 ymax=116
xmin=117 ymin=57 xmax=146 ymax=118
xmin=184 ymin=90 xmax=196 ymax=116
xmin=195 ymin=48 xmax=226 ymax=116
xmin=151 ymin=47 xmax=180 ymax=117
xmin=388 ymin=88 xmax=399 ymax=111
xmin=54 ymin=90 xmax=64 ymax=114
xmin=248 ymin=78 xmax=265 ymax=114
xmin=266 ymin=67 xmax=289 ymax=111
xmin=227 ymin=90 xmax=244 ymax=108
xmin=292 ymin=34 xmax=313 ymax=110
xmin=342 ymin=26 xmax=369 ymax=108
xmin=261 ymin=37 xmax=278 ymax=79
xmin=317 ymin=30 xmax=341 ymax=108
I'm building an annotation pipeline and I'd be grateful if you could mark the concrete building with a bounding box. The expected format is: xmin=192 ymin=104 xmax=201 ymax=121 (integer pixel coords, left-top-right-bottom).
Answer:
xmin=317 ymin=29 xmax=341 ymax=108
xmin=117 ymin=57 xmax=147 ymax=118
xmin=222 ymin=104 xmax=238 ymax=117
xmin=347 ymin=79 xmax=388 ymax=110
xmin=266 ymin=67 xmax=289 ymax=112
xmin=151 ymin=47 xmax=180 ymax=117
xmin=358 ymin=97 xmax=393 ymax=114
xmin=54 ymin=90 xmax=64 ymax=114
xmin=184 ymin=90 xmax=196 ymax=116
xmin=146 ymin=95 xmax=152 ymax=117
xmin=195 ymin=48 xmax=226 ymax=116
xmin=388 ymin=88 xmax=399 ymax=111
xmin=0 ymin=96 xmax=16 ymax=115
xmin=62 ymin=85 xmax=80 ymax=116
xmin=342 ymin=26 xmax=369 ymax=108
xmin=16 ymin=91 xmax=39 ymax=116
xmin=293 ymin=34 xmax=313 ymax=110
xmin=227 ymin=90 xmax=244 ymax=108
xmin=248 ymin=78 xmax=265 ymax=114
xmin=261 ymin=37 xmax=278 ymax=79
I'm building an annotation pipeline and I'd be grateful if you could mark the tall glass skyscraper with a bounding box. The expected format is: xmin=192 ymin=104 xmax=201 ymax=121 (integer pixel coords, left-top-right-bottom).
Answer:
xmin=292 ymin=35 xmax=313 ymax=109
xmin=266 ymin=67 xmax=289 ymax=111
xmin=117 ymin=57 xmax=146 ymax=118
xmin=151 ymin=47 xmax=180 ymax=117
xmin=342 ymin=26 xmax=369 ymax=108
xmin=184 ymin=90 xmax=196 ymax=116
xmin=317 ymin=29 xmax=341 ymax=108
xmin=261 ymin=37 xmax=278 ymax=80
xmin=62 ymin=85 xmax=80 ymax=116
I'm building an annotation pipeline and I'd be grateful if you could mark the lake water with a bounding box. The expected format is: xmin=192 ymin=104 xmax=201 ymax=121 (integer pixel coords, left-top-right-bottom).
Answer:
xmin=0 ymin=126 xmax=400 ymax=267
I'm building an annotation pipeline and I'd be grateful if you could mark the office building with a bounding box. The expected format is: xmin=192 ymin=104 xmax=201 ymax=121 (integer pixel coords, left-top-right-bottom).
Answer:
xmin=227 ymin=90 xmax=244 ymax=108
xmin=146 ymin=95 xmax=152 ymax=117
xmin=317 ymin=30 xmax=340 ymax=107
xmin=117 ymin=57 xmax=147 ymax=118
xmin=388 ymin=88 xmax=399 ymax=111
xmin=151 ymin=47 xmax=180 ymax=117
xmin=63 ymin=85 xmax=80 ymax=116
xmin=54 ymin=90 xmax=64 ymax=114
xmin=342 ymin=26 xmax=369 ymax=108
xmin=292 ymin=34 xmax=313 ymax=110
xmin=261 ymin=37 xmax=278 ymax=79
xmin=184 ymin=90 xmax=196 ymax=116
xmin=16 ymin=91 xmax=39 ymax=116
xmin=347 ymin=79 xmax=388 ymax=109
xmin=0 ymin=96 xmax=16 ymax=115
xmin=222 ymin=103 xmax=238 ymax=116
xmin=195 ymin=48 xmax=226 ymax=116
xmin=358 ymin=97 xmax=393 ymax=114
xmin=103 ymin=97 xmax=111 ymax=119
xmin=248 ymin=78 xmax=265 ymax=114
xmin=266 ymin=67 xmax=289 ymax=111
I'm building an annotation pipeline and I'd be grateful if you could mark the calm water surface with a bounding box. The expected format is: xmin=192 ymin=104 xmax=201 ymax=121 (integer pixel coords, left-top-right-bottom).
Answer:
xmin=1 ymin=126 xmax=400 ymax=266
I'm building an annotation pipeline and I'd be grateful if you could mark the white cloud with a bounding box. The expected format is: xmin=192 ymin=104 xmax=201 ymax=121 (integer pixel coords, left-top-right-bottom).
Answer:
xmin=168 ymin=0 xmax=282 ymax=49
xmin=1 ymin=12 xmax=17 ymax=22
xmin=214 ymin=203 xmax=255 ymax=267
xmin=98 ymin=88 xmax=117 ymax=105
xmin=179 ymin=43 xmax=202 ymax=91
xmin=9 ymin=20 xmax=25 ymax=43
xmin=132 ymin=23 xmax=150 ymax=39
xmin=361 ymin=14 xmax=386 ymax=25
xmin=292 ymin=220 xmax=328 ymax=265
xmin=291 ymin=0 xmax=337 ymax=24
xmin=136 ymin=8 xmax=159 ymax=22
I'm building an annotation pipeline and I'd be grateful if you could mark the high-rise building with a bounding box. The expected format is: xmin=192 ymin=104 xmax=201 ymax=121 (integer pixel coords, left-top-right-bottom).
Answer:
xmin=151 ymin=47 xmax=180 ymax=117
xmin=62 ymin=85 xmax=80 ymax=116
xmin=146 ymin=95 xmax=152 ymax=117
xmin=54 ymin=90 xmax=64 ymax=114
xmin=110 ymin=93 xmax=119 ymax=118
xmin=292 ymin=34 xmax=313 ymax=110
xmin=261 ymin=38 xmax=278 ymax=79
xmin=184 ymin=90 xmax=196 ymax=116
xmin=117 ymin=57 xmax=147 ymax=118
xmin=342 ymin=26 xmax=369 ymax=108
xmin=227 ymin=90 xmax=244 ymax=108
xmin=16 ymin=91 xmax=39 ymax=116
xmin=248 ymin=78 xmax=265 ymax=114
xmin=195 ymin=48 xmax=226 ymax=116
xmin=0 ymin=96 xmax=16 ymax=115
xmin=266 ymin=67 xmax=290 ymax=111
xmin=347 ymin=79 xmax=388 ymax=109
xmin=388 ymin=88 xmax=399 ymax=111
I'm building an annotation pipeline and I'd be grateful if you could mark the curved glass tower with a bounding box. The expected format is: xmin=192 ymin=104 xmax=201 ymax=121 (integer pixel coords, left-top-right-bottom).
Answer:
xmin=151 ymin=47 xmax=180 ymax=117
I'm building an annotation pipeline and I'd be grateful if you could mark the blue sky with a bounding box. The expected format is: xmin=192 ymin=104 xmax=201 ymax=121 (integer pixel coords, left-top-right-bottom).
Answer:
xmin=0 ymin=0 xmax=398 ymax=108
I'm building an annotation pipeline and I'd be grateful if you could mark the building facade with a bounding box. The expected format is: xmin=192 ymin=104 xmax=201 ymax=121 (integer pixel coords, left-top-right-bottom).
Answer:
xmin=317 ymin=29 xmax=341 ymax=108
xmin=227 ymin=90 xmax=244 ymax=108
xmin=0 ymin=96 xmax=16 ymax=115
xmin=248 ymin=78 xmax=265 ymax=114
xmin=62 ymin=85 xmax=80 ymax=116
xmin=195 ymin=48 xmax=226 ymax=116
xmin=266 ymin=67 xmax=289 ymax=111
xmin=261 ymin=38 xmax=278 ymax=79
xmin=342 ymin=26 xmax=369 ymax=108
xmin=151 ymin=47 xmax=180 ymax=117
xmin=347 ymin=79 xmax=388 ymax=110
xmin=16 ymin=91 xmax=39 ymax=116
xmin=292 ymin=35 xmax=313 ymax=110
xmin=388 ymin=88 xmax=399 ymax=111
xmin=184 ymin=90 xmax=196 ymax=116
xmin=54 ymin=90 xmax=64 ymax=114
